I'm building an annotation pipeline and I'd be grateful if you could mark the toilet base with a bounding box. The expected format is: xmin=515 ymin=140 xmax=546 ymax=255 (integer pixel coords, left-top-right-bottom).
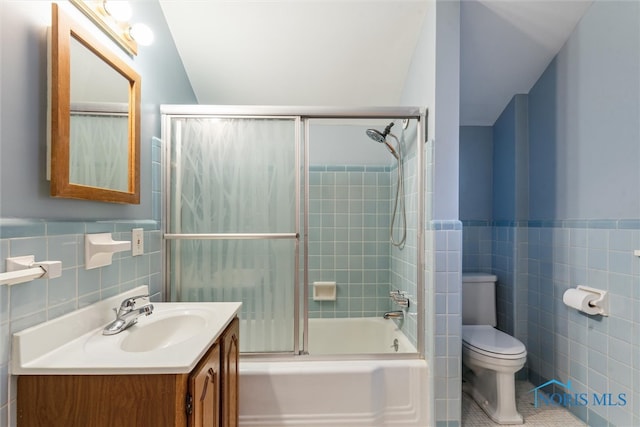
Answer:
xmin=463 ymin=362 xmax=524 ymax=425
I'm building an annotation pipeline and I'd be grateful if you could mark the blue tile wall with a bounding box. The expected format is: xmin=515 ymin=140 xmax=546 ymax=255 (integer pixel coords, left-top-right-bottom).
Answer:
xmin=492 ymin=225 xmax=516 ymax=336
xmin=463 ymin=220 xmax=640 ymax=426
xmin=431 ymin=221 xmax=462 ymax=425
xmin=0 ymin=137 xmax=164 ymax=425
xmin=0 ymin=219 xmax=162 ymax=424
xmin=425 ymin=140 xmax=464 ymax=426
xmin=527 ymin=222 xmax=640 ymax=427
xmin=307 ymin=140 xmax=421 ymax=351
xmin=461 ymin=222 xmax=492 ymax=273
xmin=307 ymin=165 xmax=393 ymax=318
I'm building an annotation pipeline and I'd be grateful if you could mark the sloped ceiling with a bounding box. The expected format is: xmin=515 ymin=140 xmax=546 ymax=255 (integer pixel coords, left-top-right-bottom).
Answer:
xmin=158 ymin=0 xmax=429 ymax=107
xmin=460 ymin=0 xmax=593 ymax=125
xmin=159 ymin=0 xmax=593 ymax=126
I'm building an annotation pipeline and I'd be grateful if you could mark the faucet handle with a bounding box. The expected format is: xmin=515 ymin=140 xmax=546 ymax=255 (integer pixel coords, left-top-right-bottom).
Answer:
xmin=120 ymin=294 xmax=149 ymax=309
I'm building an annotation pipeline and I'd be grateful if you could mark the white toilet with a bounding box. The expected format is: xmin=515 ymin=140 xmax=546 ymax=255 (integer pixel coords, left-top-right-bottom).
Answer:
xmin=461 ymin=273 xmax=527 ymax=425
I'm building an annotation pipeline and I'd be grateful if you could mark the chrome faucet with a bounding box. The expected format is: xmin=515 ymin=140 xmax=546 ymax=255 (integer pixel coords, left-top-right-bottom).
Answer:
xmin=383 ymin=310 xmax=404 ymax=320
xmin=389 ymin=290 xmax=410 ymax=308
xmin=103 ymin=294 xmax=154 ymax=335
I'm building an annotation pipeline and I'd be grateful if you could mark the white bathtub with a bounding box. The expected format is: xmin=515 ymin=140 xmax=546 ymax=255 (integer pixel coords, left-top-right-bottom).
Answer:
xmin=308 ymin=317 xmax=416 ymax=354
xmin=239 ymin=317 xmax=429 ymax=427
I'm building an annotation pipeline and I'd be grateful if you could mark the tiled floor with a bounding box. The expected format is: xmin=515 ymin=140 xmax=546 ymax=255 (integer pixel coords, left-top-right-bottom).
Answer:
xmin=462 ymin=381 xmax=587 ymax=427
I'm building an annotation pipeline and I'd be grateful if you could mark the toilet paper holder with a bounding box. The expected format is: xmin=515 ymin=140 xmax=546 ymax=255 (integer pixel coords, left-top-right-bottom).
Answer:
xmin=570 ymin=285 xmax=609 ymax=316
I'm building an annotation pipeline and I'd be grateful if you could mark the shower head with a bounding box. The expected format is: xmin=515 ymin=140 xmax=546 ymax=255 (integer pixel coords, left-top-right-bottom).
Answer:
xmin=366 ymin=128 xmax=386 ymax=143
xmin=366 ymin=122 xmax=399 ymax=159
xmin=366 ymin=122 xmax=395 ymax=143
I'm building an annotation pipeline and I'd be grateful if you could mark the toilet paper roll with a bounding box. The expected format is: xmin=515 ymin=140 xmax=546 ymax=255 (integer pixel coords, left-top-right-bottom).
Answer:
xmin=562 ymin=288 xmax=600 ymax=315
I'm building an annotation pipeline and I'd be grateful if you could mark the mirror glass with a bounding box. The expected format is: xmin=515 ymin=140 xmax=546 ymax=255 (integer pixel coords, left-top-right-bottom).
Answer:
xmin=50 ymin=4 xmax=141 ymax=203
xmin=69 ymin=37 xmax=129 ymax=192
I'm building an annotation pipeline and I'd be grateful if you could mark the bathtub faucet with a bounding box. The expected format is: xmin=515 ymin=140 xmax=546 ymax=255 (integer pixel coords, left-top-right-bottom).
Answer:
xmin=383 ymin=310 xmax=404 ymax=320
xmin=389 ymin=290 xmax=410 ymax=308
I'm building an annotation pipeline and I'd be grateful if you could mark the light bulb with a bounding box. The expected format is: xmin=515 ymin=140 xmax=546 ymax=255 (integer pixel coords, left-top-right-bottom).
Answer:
xmin=129 ymin=23 xmax=154 ymax=46
xmin=103 ymin=1 xmax=132 ymax=22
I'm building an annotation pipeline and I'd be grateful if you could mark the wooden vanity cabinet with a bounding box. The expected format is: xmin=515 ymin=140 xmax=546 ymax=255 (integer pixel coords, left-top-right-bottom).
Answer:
xmin=188 ymin=342 xmax=221 ymax=427
xmin=189 ymin=317 xmax=239 ymax=427
xmin=221 ymin=316 xmax=239 ymax=427
xmin=17 ymin=317 xmax=239 ymax=427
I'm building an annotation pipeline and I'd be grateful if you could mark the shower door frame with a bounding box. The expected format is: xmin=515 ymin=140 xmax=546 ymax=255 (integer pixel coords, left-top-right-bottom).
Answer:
xmin=161 ymin=105 xmax=427 ymax=358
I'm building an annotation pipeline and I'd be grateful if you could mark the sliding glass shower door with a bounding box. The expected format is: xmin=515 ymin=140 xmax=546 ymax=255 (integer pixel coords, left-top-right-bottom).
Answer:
xmin=164 ymin=116 xmax=299 ymax=353
xmin=163 ymin=106 xmax=426 ymax=357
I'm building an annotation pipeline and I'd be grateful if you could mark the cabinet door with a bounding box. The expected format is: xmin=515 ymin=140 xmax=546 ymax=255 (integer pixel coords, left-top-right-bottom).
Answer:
xmin=188 ymin=343 xmax=221 ymax=427
xmin=221 ymin=317 xmax=239 ymax=427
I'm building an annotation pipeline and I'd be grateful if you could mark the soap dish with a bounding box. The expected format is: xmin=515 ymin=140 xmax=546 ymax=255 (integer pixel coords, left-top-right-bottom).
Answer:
xmin=313 ymin=281 xmax=337 ymax=301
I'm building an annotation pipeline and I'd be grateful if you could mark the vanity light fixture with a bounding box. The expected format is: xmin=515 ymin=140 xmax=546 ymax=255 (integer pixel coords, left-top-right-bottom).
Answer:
xmin=127 ymin=23 xmax=154 ymax=46
xmin=102 ymin=0 xmax=133 ymax=22
xmin=69 ymin=0 xmax=154 ymax=56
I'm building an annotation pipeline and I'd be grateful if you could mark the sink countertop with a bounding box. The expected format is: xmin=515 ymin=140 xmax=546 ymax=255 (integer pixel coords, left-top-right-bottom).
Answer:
xmin=12 ymin=286 xmax=241 ymax=375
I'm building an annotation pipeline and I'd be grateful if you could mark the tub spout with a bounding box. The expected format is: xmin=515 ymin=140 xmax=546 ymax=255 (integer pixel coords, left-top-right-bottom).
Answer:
xmin=383 ymin=310 xmax=404 ymax=320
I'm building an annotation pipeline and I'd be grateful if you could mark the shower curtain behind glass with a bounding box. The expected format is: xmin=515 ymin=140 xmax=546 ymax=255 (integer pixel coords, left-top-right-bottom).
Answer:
xmin=166 ymin=117 xmax=298 ymax=353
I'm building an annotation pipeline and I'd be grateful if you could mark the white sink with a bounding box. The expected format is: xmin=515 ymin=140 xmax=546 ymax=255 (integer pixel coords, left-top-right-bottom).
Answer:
xmin=120 ymin=311 xmax=207 ymax=352
xmin=12 ymin=286 xmax=241 ymax=375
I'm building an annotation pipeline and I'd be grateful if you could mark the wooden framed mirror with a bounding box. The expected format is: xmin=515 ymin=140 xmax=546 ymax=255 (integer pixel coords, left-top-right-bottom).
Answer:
xmin=50 ymin=3 xmax=140 ymax=204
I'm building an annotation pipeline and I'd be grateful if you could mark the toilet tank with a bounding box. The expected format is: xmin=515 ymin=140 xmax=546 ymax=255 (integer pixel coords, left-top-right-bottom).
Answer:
xmin=462 ymin=273 xmax=497 ymax=326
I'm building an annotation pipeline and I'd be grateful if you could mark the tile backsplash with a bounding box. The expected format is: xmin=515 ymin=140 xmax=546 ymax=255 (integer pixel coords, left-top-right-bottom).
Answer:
xmin=0 ymin=218 xmax=162 ymax=425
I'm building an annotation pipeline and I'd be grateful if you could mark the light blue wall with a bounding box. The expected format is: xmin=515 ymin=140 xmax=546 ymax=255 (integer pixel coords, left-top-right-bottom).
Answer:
xmin=432 ymin=0 xmax=461 ymax=222
xmin=459 ymin=126 xmax=492 ymax=221
xmin=0 ymin=2 xmax=196 ymax=425
xmin=0 ymin=0 xmax=196 ymax=220
xmin=492 ymin=99 xmax=517 ymax=221
xmin=400 ymin=0 xmax=461 ymax=221
xmin=461 ymin=1 xmax=640 ymax=425
xmin=529 ymin=0 xmax=640 ymax=221
xmin=528 ymin=59 xmax=558 ymax=221
xmin=309 ymin=124 xmax=393 ymax=166
xmin=492 ymin=94 xmax=528 ymax=222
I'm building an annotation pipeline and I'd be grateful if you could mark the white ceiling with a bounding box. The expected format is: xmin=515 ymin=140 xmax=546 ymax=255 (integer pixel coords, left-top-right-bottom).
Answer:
xmin=159 ymin=0 xmax=593 ymax=126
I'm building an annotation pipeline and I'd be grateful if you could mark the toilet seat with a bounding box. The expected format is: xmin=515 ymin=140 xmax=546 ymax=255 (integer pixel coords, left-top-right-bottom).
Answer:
xmin=462 ymin=325 xmax=526 ymax=360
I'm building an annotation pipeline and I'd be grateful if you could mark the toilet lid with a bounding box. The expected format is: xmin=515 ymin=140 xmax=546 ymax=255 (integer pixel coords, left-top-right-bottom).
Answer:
xmin=462 ymin=325 xmax=526 ymax=359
